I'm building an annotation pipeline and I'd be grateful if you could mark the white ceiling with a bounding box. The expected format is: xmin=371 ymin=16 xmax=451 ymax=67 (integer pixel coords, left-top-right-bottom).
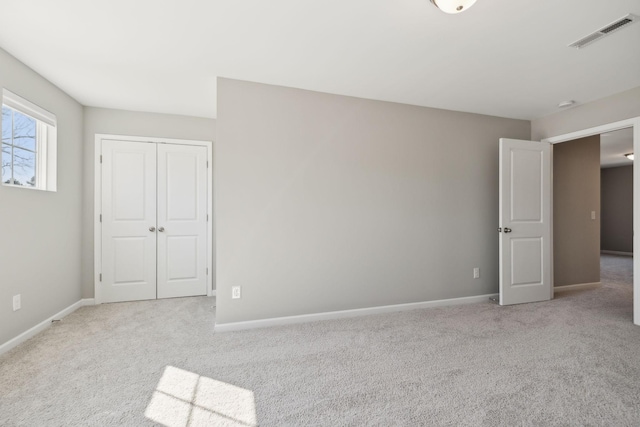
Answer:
xmin=0 ymin=0 xmax=638 ymax=119
xmin=601 ymin=128 xmax=634 ymax=168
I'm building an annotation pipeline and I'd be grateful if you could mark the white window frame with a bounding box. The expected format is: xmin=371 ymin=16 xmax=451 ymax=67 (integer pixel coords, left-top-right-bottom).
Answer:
xmin=1 ymin=89 xmax=57 ymax=191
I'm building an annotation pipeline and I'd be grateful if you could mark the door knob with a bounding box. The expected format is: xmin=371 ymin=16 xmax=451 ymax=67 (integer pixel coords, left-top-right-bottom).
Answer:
xmin=158 ymin=227 xmax=165 ymax=232
xmin=149 ymin=226 xmax=156 ymax=232
xmin=504 ymin=228 xmax=512 ymax=233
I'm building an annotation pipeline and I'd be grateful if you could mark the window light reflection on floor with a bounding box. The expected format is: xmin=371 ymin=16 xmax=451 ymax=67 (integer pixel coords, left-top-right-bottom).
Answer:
xmin=145 ymin=366 xmax=257 ymax=427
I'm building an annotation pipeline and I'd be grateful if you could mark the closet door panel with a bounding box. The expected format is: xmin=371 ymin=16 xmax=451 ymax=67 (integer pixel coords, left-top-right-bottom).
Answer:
xmin=101 ymin=140 xmax=157 ymax=302
xmin=157 ymin=144 xmax=208 ymax=298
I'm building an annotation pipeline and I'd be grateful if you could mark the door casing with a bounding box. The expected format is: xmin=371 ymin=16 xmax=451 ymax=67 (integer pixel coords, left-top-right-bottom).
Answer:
xmin=542 ymin=117 xmax=640 ymax=325
xmin=94 ymin=134 xmax=214 ymax=304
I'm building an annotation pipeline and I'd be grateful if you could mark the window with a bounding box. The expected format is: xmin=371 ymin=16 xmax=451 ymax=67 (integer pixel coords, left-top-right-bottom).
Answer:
xmin=1 ymin=89 xmax=57 ymax=191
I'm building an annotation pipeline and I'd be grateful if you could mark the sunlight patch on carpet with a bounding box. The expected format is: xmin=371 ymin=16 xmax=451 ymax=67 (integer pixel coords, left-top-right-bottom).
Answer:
xmin=145 ymin=366 xmax=257 ymax=426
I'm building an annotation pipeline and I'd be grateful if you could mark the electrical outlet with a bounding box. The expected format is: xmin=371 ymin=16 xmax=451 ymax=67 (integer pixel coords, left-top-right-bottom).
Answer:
xmin=13 ymin=294 xmax=21 ymax=311
xmin=473 ymin=268 xmax=480 ymax=279
xmin=232 ymin=286 xmax=241 ymax=299
xmin=591 ymin=211 xmax=596 ymax=220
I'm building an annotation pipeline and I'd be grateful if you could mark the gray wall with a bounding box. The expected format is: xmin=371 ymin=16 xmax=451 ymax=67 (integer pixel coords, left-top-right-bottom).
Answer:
xmin=532 ymin=86 xmax=640 ymax=141
xmin=553 ymin=136 xmax=601 ymax=287
xmin=601 ymin=165 xmax=633 ymax=253
xmin=82 ymin=107 xmax=217 ymax=298
xmin=215 ymin=78 xmax=530 ymax=325
xmin=0 ymin=48 xmax=84 ymax=345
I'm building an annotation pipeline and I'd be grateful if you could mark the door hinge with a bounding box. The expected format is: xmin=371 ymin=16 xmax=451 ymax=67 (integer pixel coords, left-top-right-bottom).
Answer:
xmin=100 ymin=214 xmax=102 ymax=223
xmin=207 ymin=214 xmax=209 ymax=222
xmin=206 ymin=268 xmax=209 ymax=275
xmin=207 ymin=160 xmax=209 ymax=168
xmin=99 ymin=273 xmax=102 ymax=282
xmin=100 ymin=155 xmax=103 ymax=163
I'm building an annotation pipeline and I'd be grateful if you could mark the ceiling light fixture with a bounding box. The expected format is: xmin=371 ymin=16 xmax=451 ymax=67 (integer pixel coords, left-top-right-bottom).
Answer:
xmin=625 ymin=153 xmax=634 ymax=161
xmin=430 ymin=0 xmax=477 ymax=14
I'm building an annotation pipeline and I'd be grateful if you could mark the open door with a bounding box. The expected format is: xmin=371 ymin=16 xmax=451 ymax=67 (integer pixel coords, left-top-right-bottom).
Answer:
xmin=499 ymin=138 xmax=552 ymax=305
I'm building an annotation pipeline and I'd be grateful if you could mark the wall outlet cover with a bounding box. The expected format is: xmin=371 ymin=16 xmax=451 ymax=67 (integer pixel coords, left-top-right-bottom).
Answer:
xmin=473 ymin=268 xmax=480 ymax=279
xmin=232 ymin=286 xmax=241 ymax=299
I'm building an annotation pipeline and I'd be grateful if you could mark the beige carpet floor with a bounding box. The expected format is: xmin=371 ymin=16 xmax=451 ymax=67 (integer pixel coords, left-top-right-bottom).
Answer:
xmin=0 ymin=255 xmax=638 ymax=426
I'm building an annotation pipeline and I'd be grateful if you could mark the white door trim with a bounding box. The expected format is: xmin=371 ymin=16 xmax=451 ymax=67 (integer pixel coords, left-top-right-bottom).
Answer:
xmin=94 ymin=134 xmax=214 ymax=304
xmin=542 ymin=116 xmax=640 ymax=326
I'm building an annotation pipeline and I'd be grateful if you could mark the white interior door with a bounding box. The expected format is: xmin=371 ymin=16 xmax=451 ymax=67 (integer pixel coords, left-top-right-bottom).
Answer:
xmin=499 ymin=138 xmax=552 ymax=305
xmin=156 ymin=144 xmax=208 ymax=299
xmin=101 ymin=140 xmax=157 ymax=303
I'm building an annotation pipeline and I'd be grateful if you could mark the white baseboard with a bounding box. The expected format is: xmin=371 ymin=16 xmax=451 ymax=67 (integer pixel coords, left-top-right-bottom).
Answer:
xmin=555 ymin=282 xmax=601 ymax=293
xmin=601 ymin=250 xmax=633 ymax=257
xmin=0 ymin=298 xmax=95 ymax=356
xmin=214 ymin=293 xmax=498 ymax=332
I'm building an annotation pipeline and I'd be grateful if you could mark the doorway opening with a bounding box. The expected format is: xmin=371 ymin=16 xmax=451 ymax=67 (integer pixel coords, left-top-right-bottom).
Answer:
xmin=600 ymin=128 xmax=633 ymax=307
xmin=543 ymin=117 xmax=640 ymax=325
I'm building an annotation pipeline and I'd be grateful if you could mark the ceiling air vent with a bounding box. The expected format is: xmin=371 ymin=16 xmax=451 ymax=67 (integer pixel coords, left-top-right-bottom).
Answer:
xmin=569 ymin=14 xmax=639 ymax=49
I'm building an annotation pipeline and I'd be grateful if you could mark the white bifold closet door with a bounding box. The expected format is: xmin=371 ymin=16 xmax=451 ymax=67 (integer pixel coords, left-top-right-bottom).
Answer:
xmin=101 ymin=139 xmax=207 ymax=303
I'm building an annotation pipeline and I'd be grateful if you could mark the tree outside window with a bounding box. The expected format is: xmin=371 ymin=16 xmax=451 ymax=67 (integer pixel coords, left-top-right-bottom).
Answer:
xmin=2 ymin=106 xmax=37 ymax=187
